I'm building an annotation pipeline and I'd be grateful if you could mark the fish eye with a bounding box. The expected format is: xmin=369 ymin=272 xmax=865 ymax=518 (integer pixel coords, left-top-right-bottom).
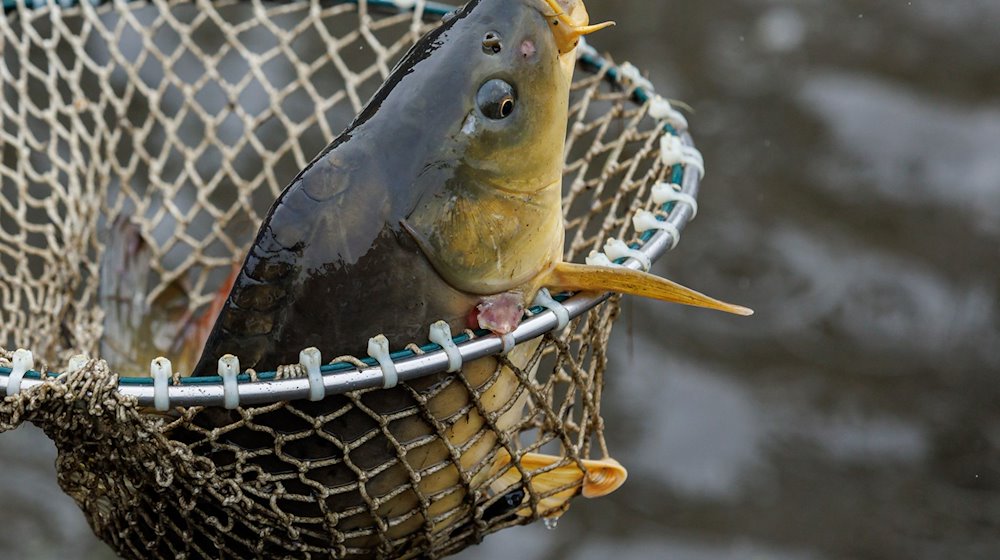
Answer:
xmin=477 ymin=79 xmax=516 ymax=120
xmin=482 ymin=31 xmax=502 ymax=54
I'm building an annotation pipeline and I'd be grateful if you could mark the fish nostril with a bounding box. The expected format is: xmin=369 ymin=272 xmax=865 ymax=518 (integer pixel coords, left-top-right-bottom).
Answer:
xmin=482 ymin=31 xmax=502 ymax=54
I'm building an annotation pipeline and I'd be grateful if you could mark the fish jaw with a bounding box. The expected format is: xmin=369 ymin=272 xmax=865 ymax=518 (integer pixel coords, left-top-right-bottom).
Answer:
xmin=405 ymin=177 xmax=565 ymax=299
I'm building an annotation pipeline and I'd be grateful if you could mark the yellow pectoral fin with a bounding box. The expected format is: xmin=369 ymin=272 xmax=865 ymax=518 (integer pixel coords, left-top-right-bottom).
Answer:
xmin=544 ymin=262 xmax=754 ymax=317
xmin=491 ymin=450 xmax=629 ymax=518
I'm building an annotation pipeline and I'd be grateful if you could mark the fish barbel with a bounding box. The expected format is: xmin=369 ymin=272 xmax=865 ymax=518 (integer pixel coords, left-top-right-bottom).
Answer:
xmin=179 ymin=0 xmax=749 ymax=553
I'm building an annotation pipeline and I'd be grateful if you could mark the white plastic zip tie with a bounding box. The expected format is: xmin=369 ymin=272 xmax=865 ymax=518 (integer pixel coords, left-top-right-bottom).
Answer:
xmin=5 ymin=349 xmax=33 ymax=397
xmin=618 ymin=61 xmax=654 ymax=92
xmin=533 ymin=288 xmax=570 ymax=331
xmin=604 ymin=238 xmax=652 ymax=271
xmin=576 ymin=36 xmax=599 ymax=60
xmin=652 ymin=182 xmax=699 ymax=219
xmin=151 ymin=357 xmax=172 ymax=412
xmin=368 ymin=335 xmax=398 ymax=389
xmin=428 ymin=321 xmax=463 ymax=373
xmin=648 ymin=95 xmax=689 ymax=131
xmin=499 ymin=333 xmax=516 ymax=356
xmin=660 ymin=134 xmax=705 ymax=179
xmin=300 ymin=347 xmax=324 ymax=401
xmin=585 ymin=250 xmax=619 ymax=268
xmin=218 ymin=354 xmax=240 ymax=410
xmin=67 ymin=354 xmax=89 ymax=373
xmin=633 ymin=210 xmax=681 ymax=249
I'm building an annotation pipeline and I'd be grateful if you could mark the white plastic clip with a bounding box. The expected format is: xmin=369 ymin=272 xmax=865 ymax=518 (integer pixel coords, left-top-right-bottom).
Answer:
xmin=585 ymin=250 xmax=619 ymax=268
xmin=660 ymin=135 xmax=705 ymax=179
xmin=5 ymin=349 xmax=34 ymax=397
xmin=67 ymin=353 xmax=89 ymax=373
xmin=368 ymin=335 xmax=398 ymax=389
xmin=576 ymin=36 xmax=599 ymax=60
xmin=428 ymin=321 xmax=462 ymax=373
xmin=604 ymin=238 xmax=652 ymax=271
xmin=533 ymin=288 xmax=570 ymax=331
xmin=649 ymin=95 xmax=689 ymax=131
xmin=499 ymin=333 xmax=516 ymax=356
xmin=633 ymin=210 xmax=681 ymax=249
xmin=652 ymin=182 xmax=698 ymax=219
xmin=618 ymin=62 xmax=654 ymax=92
xmin=151 ymin=357 xmax=172 ymax=412
xmin=300 ymin=347 xmax=324 ymax=402
xmin=218 ymin=354 xmax=240 ymax=410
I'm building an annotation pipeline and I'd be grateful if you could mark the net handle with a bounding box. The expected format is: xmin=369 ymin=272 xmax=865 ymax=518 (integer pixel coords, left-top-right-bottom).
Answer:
xmin=0 ymin=35 xmax=702 ymax=409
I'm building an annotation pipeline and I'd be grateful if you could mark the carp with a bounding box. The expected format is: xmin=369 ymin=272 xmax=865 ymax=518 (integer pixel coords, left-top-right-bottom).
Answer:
xmin=173 ymin=0 xmax=749 ymax=554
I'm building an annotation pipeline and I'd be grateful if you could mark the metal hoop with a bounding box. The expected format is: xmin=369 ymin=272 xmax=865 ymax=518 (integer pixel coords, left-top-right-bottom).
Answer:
xmin=0 ymin=8 xmax=703 ymax=409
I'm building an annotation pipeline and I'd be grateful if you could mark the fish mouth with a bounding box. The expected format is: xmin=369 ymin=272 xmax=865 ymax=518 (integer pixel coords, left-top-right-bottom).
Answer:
xmin=539 ymin=0 xmax=615 ymax=55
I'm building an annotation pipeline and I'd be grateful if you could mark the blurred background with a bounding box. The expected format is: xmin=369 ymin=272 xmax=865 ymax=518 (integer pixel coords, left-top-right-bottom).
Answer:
xmin=2 ymin=0 xmax=999 ymax=558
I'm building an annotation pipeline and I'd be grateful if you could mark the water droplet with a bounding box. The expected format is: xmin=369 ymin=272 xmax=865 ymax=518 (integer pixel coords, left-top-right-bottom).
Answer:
xmin=543 ymin=517 xmax=558 ymax=530
xmin=461 ymin=113 xmax=477 ymax=135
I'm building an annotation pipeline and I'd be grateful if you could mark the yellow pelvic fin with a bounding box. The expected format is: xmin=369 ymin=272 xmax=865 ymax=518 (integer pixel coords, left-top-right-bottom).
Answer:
xmin=544 ymin=262 xmax=754 ymax=316
xmin=491 ymin=450 xmax=628 ymax=518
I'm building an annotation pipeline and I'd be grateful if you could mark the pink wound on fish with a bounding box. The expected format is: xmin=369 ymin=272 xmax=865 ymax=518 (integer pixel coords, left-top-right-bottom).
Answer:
xmin=475 ymin=292 xmax=526 ymax=335
xmin=521 ymin=40 xmax=536 ymax=58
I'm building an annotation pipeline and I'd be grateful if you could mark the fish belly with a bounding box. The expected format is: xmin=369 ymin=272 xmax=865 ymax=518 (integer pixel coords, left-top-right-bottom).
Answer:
xmin=174 ymin=340 xmax=538 ymax=556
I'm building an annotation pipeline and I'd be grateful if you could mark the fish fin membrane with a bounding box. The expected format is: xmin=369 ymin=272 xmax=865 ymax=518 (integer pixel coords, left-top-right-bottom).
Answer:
xmin=173 ymin=262 xmax=241 ymax=372
xmin=544 ymin=262 xmax=754 ymax=316
xmin=489 ymin=450 xmax=628 ymax=518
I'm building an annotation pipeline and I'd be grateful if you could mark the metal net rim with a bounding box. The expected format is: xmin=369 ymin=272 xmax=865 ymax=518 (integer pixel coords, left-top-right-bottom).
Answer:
xmin=0 ymin=3 xmax=702 ymax=407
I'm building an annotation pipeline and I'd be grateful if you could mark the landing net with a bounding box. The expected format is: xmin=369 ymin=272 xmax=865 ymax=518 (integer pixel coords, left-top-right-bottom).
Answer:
xmin=0 ymin=1 xmax=702 ymax=558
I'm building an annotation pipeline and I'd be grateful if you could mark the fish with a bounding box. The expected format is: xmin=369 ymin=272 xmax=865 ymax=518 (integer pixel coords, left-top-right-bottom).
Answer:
xmin=99 ymin=217 xmax=240 ymax=377
xmin=178 ymin=0 xmax=750 ymax=553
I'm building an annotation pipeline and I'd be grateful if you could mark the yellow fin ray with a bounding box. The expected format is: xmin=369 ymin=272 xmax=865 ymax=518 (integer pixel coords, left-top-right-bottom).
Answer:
xmin=544 ymin=262 xmax=754 ymax=316
xmin=490 ymin=450 xmax=628 ymax=518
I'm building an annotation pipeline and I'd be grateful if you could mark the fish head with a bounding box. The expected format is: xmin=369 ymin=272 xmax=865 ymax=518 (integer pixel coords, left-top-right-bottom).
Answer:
xmin=445 ymin=0 xmax=613 ymax=190
xmin=403 ymin=0 xmax=613 ymax=299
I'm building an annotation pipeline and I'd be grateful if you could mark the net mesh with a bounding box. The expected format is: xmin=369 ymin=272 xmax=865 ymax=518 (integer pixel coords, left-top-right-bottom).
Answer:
xmin=0 ymin=1 xmax=684 ymax=558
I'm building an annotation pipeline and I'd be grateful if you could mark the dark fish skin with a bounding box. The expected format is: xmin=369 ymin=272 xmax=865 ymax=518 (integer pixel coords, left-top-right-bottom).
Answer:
xmin=178 ymin=1 xmax=574 ymax=553
xmin=193 ymin=2 xmax=487 ymax=373
xmin=192 ymin=0 xmax=570 ymax=374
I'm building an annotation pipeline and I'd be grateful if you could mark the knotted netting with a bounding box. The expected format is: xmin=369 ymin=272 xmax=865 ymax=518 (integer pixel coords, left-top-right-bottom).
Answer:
xmin=0 ymin=1 xmax=703 ymax=558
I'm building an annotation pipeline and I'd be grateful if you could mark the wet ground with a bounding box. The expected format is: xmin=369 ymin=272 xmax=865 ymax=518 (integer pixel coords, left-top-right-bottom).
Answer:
xmin=2 ymin=1 xmax=999 ymax=558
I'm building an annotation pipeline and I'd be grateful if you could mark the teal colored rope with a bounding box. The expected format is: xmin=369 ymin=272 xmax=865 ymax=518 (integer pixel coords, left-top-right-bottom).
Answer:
xmin=578 ymin=53 xmax=688 ymax=251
